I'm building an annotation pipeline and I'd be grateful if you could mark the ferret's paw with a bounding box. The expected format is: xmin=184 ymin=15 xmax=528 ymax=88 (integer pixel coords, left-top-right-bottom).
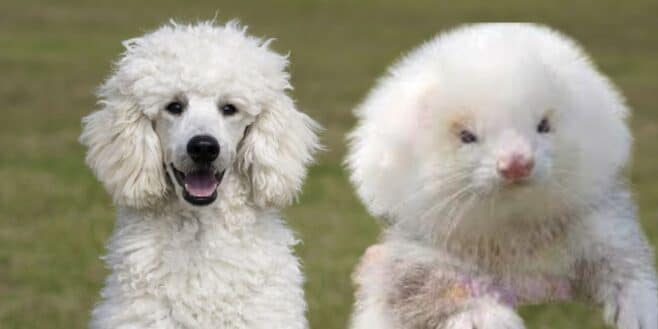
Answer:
xmin=352 ymin=244 xmax=388 ymax=287
xmin=445 ymin=303 xmax=525 ymax=329
xmin=602 ymin=281 xmax=658 ymax=329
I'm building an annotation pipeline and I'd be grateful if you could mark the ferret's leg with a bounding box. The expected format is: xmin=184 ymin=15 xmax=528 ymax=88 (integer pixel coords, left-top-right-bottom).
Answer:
xmin=350 ymin=245 xmax=398 ymax=329
xmin=573 ymin=192 xmax=657 ymax=329
xmin=384 ymin=266 xmax=525 ymax=329
xmin=351 ymin=244 xmax=525 ymax=329
xmin=350 ymin=296 xmax=397 ymax=329
xmin=442 ymin=298 xmax=524 ymax=329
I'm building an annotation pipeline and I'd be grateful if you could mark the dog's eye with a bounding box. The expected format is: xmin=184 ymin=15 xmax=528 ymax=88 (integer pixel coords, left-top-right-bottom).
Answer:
xmin=459 ymin=129 xmax=478 ymax=144
xmin=220 ymin=104 xmax=238 ymax=116
xmin=165 ymin=101 xmax=185 ymax=115
xmin=537 ymin=117 xmax=551 ymax=134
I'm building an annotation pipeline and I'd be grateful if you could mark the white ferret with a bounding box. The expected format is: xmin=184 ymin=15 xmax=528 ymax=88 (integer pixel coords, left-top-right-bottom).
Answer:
xmin=346 ymin=23 xmax=657 ymax=329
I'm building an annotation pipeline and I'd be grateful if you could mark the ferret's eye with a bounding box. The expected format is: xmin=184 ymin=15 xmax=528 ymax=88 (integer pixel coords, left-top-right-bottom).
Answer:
xmin=537 ymin=117 xmax=551 ymax=134
xmin=165 ymin=101 xmax=185 ymax=115
xmin=459 ymin=129 xmax=478 ymax=144
xmin=220 ymin=103 xmax=238 ymax=116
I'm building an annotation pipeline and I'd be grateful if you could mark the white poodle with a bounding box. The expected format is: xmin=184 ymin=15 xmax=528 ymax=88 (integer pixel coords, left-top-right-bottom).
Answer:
xmin=80 ymin=21 xmax=319 ymax=329
xmin=346 ymin=23 xmax=657 ymax=329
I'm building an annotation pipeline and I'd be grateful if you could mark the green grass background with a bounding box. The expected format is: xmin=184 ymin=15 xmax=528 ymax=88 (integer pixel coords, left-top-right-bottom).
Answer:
xmin=1 ymin=0 xmax=657 ymax=328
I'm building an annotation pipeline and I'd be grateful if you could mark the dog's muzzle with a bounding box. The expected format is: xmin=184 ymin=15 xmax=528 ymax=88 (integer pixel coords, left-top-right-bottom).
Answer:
xmin=170 ymin=135 xmax=225 ymax=206
xmin=171 ymin=163 xmax=225 ymax=206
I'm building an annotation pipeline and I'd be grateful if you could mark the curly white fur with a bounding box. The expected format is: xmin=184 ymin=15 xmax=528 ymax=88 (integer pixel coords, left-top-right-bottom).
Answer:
xmin=80 ymin=21 xmax=319 ymax=329
xmin=347 ymin=23 xmax=657 ymax=329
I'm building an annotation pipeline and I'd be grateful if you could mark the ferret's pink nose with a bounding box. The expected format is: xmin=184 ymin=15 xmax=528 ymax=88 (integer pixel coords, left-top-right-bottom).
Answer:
xmin=497 ymin=154 xmax=534 ymax=181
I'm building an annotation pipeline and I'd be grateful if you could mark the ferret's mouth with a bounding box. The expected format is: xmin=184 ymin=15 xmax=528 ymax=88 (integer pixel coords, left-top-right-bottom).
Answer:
xmin=170 ymin=163 xmax=225 ymax=206
xmin=504 ymin=178 xmax=532 ymax=187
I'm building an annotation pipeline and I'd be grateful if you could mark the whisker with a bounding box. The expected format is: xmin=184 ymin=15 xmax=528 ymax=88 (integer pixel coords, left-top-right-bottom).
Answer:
xmin=420 ymin=183 xmax=477 ymax=240
xmin=443 ymin=193 xmax=479 ymax=243
xmin=389 ymin=170 xmax=473 ymax=218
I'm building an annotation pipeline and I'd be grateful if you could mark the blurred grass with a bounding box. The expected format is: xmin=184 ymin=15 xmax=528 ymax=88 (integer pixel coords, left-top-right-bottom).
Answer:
xmin=1 ymin=0 xmax=657 ymax=328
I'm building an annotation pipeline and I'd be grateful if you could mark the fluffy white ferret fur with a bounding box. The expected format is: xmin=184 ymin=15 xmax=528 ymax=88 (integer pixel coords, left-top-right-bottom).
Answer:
xmin=346 ymin=23 xmax=657 ymax=329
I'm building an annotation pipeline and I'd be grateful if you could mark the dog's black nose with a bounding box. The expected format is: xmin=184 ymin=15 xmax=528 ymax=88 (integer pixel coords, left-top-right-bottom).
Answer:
xmin=187 ymin=135 xmax=220 ymax=162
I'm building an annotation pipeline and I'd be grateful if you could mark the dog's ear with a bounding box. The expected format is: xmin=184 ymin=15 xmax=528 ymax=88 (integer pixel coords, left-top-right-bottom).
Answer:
xmin=80 ymin=79 xmax=168 ymax=208
xmin=237 ymin=92 xmax=320 ymax=208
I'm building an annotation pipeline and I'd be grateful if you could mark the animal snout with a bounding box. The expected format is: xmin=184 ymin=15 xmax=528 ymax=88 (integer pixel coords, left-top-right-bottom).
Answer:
xmin=187 ymin=135 xmax=220 ymax=163
xmin=497 ymin=153 xmax=534 ymax=181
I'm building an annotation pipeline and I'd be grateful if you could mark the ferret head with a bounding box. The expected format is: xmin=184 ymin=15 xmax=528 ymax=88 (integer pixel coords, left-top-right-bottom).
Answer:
xmin=347 ymin=24 xmax=631 ymax=236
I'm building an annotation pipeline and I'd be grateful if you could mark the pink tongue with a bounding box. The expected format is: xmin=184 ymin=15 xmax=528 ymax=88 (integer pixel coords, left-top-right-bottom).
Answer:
xmin=184 ymin=170 xmax=218 ymax=197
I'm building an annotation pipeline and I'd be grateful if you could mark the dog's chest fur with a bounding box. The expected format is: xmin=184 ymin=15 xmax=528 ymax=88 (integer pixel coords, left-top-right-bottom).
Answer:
xmin=92 ymin=205 xmax=306 ymax=329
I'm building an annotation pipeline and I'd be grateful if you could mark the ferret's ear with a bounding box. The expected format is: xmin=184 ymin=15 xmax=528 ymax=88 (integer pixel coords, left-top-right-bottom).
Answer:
xmin=237 ymin=92 xmax=320 ymax=208
xmin=80 ymin=79 xmax=168 ymax=208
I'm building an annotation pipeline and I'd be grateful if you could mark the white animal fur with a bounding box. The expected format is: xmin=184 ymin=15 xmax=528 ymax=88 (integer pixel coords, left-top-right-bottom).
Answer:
xmin=347 ymin=23 xmax=657 ymax=329
xmin=80 ymin=21 xmax=319 ymax=329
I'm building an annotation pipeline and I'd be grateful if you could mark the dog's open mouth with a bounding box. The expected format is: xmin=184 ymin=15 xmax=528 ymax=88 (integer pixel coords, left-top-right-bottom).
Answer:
xmin=171 ymin=164 xmax=225 ymax=206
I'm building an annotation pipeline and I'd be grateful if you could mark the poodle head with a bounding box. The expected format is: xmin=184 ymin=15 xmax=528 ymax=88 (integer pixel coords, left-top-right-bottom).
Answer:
xmin=347 ymin=24 xmax=631 ymax=231
xmin=81 ymin=21 xmax=319 ymax=209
